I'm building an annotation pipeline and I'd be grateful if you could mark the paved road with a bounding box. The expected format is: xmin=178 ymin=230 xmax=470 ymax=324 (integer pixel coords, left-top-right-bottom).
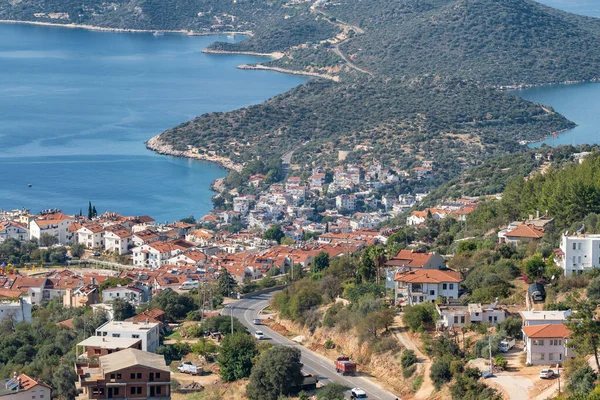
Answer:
xmin=226 ymin=292 xmax=400 ymax=400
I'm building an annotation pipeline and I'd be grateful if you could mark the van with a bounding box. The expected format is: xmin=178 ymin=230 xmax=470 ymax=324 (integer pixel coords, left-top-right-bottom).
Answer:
xmin=179 ymin=281 xmax=199 ymax=290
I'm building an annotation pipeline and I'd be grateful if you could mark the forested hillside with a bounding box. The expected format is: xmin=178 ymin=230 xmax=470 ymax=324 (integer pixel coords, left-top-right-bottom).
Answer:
xmin=161 ymin=76 xmax=573 ymax=178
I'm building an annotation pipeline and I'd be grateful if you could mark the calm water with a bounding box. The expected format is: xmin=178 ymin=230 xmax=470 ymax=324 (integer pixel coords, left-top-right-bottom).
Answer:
xmin=519 ymin=1 xmax=600 ymax=147
xmin=0 ymin=24 xmax=306 ymax=222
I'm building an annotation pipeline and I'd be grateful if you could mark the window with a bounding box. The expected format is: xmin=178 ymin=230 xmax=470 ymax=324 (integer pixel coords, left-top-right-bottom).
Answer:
xmin=579 ymin=256 xmax=582 ymax=264
xmin=573 ymin=256 xmax=577 ymax=265
xmin=475 ymin=312 xmax=480 ymax=317
xmin=533 ymin=339 xmax=545 ymax=346
xmin=156 ymin=373 xmax=161 ymax=379
xmin=493 ymin=316 xmax=498 ymax=322
xmin=137 ymin=373 xmax=142 ymax=379
xmin=110 ymin=374 xmax=115 ymax=379
xmin=573 ymin=243 xmax=577 ymax=250
xmin=131 ymin=387 xmax=136 ymax=395
xmin=442 ymin=284 xmax=447 ymax=290
xmin=95 ymin=349 xmax=101 ymax=355
xmin=112 ymin=333 xmax=120 ymax=338
xmin=578 ymin=243 xmax=582 ymax=250
xmin=429 ymin=290 xmax=435 ymax=296
xmin=114 ymin=388 xmax=119 ymax=396
xmin=449 ymin=284 xmax=454 ymax=290
xmin=454 ymin=316 xmax=459 ymax=324
xmin=549 ymin=353 xmax=554 ymax=361
xmin=132 ymin=334 xmax=140 ymax=339
xmin=156 ymin=386 xmax=162 ymax=394
xmin=460 ymin=316 xmax=465 ymax=324
xmin=116 ymin=374 xmax=121 ymax=380
xmin=137 ymin=387 xmax=142 ymax=394
xmin=130 ymin=373 xmax=135 ymax=379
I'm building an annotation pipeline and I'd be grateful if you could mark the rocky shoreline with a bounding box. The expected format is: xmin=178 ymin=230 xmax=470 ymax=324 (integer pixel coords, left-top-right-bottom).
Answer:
xmin=145 ymin=135 xmax=241 ymax=193
xmin=202 ymin=48 xmax=284 ymax=59
xmin=238 ymin=64 xmax=340 ymax=81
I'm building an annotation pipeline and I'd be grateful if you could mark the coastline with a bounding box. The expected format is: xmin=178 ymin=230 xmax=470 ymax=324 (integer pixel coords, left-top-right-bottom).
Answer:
xmin=145 ymin=135 xmax=241 ymax=193
xmin=0 ymin=19 xmax=252 ymax=36
xmin=238 ymin=63 xmax=340 ymax=82
xmin=202 ymin=48 xmax=284 ymax=59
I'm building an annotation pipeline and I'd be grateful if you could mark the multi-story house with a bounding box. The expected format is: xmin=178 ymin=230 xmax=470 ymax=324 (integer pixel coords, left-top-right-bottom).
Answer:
xmin=233 ymin=196 xmax=251 ymax=215
xmin=132 ymin=230 xmax=159 ymax=247
xmin=102 ymin=287 xmax=147 ymax=306
xmin=437 ymin=302 xmax=506 ymax=329
xmin=522 ymin=324 xmax=574 ymax=366
xmin=77 ymin=224 xmax=105 ymax=249
xmin=393 ymin=269 xmax=460 ymax=306
xmin=63 ymin=285 xmax=100 ymax=308
xmin=29 ymin=212 xmax=75 ymax=245
xmin=556 ymin=233 xmax=600 ymax=276
xmin=0 ymin=221 xmax=29 ymax=242
xmin=76 ymin=336 xmax=142 ymax=359
xmin=335 ymin=194 xmax=356 ymax=212
xmin=104 ymin=226 xmax=133 ymax=255
xmin=75 ymin=348 xmax=170 ymax=399
xmin=519 ymin=310 xmax=571 ymax=326
xmin=95 ymin=321 xmax=160 ymax=353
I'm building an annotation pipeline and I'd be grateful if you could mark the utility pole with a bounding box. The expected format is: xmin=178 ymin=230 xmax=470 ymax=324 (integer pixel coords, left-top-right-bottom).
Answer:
xmin=489 ymin=335 xmax=493 ymax=374
xmin=230 ymin=302 xmax=234 ymax=335
xmin=557 ymin=363 xmax=561 ymax=394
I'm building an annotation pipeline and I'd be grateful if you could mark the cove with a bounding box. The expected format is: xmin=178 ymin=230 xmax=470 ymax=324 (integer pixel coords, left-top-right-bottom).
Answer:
xmin=518 ymin=0 xmax=600 ymax=147
xmin=0 ymin=23 xmax=307 ymax=222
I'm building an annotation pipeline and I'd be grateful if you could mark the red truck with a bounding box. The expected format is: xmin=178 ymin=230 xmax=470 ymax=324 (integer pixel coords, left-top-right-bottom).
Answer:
xmin=335 ymin=356 xmax=357 ymax=376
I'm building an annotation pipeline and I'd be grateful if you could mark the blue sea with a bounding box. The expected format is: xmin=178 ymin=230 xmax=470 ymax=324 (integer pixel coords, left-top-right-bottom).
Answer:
xmin=0 ymin=23 xmax=306 ymax=222
xmin=520 ymin=1 xmax=600 ymax=147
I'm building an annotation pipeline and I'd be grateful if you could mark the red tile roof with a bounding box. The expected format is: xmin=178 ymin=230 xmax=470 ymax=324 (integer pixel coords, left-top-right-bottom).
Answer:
xmin=505 ymin=224 xmax=545 ymax=239
xmin=522 ymin=323 xmax=571 ymax=339
xmin=394 ymin=269 xmax=461 ymax=284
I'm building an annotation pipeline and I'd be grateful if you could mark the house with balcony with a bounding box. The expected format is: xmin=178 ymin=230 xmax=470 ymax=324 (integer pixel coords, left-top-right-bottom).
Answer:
xmin=498 ymin=223 xmax=545 ymax=245
xmin=104 ymin=226 xmax=133 ymax=255
xmin=522 ymin=324 xmax=574 ymax=366
xmin=76 ymin=336 xmax=142 ymax=359
xmin=0 ymin=221 xmax=29 ymax=242
xmin=75 ymin=348 xmax=170 ymax=399
xmin=77 ymin=224 xmax=105 ymax=249
xmin=437 ymin=301 xmax=507 ymax=330
xmin=555 ymin=233 xmax=600 ymax=276
xmin=102 ymin=287 xmax=147 ymax=306
xmin=29 ymin=212 xmax=75 ymax=245
xmin=393 ymin=269 xmax=461 ymax=306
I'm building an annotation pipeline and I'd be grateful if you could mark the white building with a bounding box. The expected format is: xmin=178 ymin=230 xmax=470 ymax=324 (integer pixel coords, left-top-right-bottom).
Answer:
xmin=437 ymin=302 xmax=506 ymax=330
xmin=102 ymin=286 xmax=146 ymax=305
xmin=519 ymin=310 xmax=571 ymax=326
xmin=95 ymin=321 xmax=160 ymax=353
xmin=522 ymin=324 xmax=573 ymax=366
xmin=0 ymin=374 xmax=51 ymax=399
xmin=556 ymin=233 xmax=600 ymax=276
xmin=393 ymin=269 xmax=461 ymax=306
xmin=0 ymin=299 xmax=32 ymax=323
xmin=0 ymin=221 xmax=29 ymax=242
xmin=29 ymin=212 xmax=75 ymax=245
xmin=104 ymin=226 xmax=133 ymax=255
xmin=233 ymin=196 xmax=252 ymax=215
xmin=335 ymin=194 xmax=356 ymax=211
xmin=77 ymin=224 xmax=105 ymax=249
xmin=131 ymin=241 xmax=181 ymax=269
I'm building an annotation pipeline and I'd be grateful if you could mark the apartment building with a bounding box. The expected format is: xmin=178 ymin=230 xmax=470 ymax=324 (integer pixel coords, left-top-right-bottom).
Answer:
xmin=95 ymin=321 xmax=160 ymax=353
xmin=556 ymin=233 xmax=600 ymax=276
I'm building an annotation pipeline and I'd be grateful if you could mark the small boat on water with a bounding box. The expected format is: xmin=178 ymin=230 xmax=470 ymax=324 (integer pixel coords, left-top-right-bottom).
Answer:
xmin=28 ymin=184 xmax=32 ymax=187
xmin=153 ymin=31 xmax=164 ymax=36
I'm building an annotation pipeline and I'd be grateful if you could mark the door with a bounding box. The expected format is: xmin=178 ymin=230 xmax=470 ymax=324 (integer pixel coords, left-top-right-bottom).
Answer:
xmin=149 ymin=372 xmax=155 ymax=382
xmin=150 ymin=386 xmax=155 ymax=397
xmin=108 ymin=388 xmax=113 ymax=398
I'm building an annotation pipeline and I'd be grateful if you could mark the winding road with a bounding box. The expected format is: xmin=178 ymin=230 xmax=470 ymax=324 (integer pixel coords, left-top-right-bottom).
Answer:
xmin=226 ymin=292 xmax=400 ymax=400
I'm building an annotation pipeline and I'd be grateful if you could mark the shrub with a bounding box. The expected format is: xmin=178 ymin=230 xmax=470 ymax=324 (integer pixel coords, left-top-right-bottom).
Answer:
xmin=370 ymin=336 xmax=400 ymax=354
xmin=403 ymin=302 xmax=436 ymax=332
xmin=324 ymin=339 xmax=336 ymax=349
xmin=402 ymin=364 xmax=417 ymax=379
xmin=494 ymin=355 xmax=508 ymax=370
xmin=401 ymin=350 xmax=418 ymax=369
xmin=430 ymin=358 xmax=452 ymax=390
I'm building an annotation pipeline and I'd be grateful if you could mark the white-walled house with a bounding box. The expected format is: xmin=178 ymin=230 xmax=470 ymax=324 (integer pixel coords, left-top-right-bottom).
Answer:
xmin=393 ymin=269 xmax=461 ymax=306
xmin=519 ymin=310 xmax=571 ymax=326
xmin=102 ymin=286 xmax=146 ymax=305
xmin=95 ymin=321 xmax=160 ymax=353
xmin=556 ymin=233 xmax=600 ymax=276
xmin=104 ymin=226 xmax=133 ymax=255
xmin=437 ymin=302 xmax=506 ymax=329
xmin=385 ymin=249 xmax=446 ymax=271
xmin=0 ymin=221 xmax=29 ymax=242
xmin=522 ymin=324 xmax=574 ymax=366
xmin=29 ymin=212 xmax=75 ymax=245
xmin=132 ymin=229 xmax=159 ymax=247
xmin=0 ymin=298 xmax=32 ymax=323
xmin=77 ymin=224 xmax=105 ymax=249
xmin=0 ymin=373 xmax=52 ymax=399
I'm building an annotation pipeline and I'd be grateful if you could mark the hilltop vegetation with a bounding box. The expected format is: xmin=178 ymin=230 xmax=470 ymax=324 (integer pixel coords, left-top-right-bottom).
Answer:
xmin=162 ymin=76 xmax=572 ymax=180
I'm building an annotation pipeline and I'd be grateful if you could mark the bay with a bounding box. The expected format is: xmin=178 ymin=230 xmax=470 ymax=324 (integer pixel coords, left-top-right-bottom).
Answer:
xmin=0 ymin=23 xmax=307 ymax=222
xmin=518 ymin=0 xmax=600 ymax=147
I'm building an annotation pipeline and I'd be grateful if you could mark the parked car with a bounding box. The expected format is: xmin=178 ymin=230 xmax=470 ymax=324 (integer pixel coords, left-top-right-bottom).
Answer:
xmin=482 ymin=371 xmax=494 ymax=379
xmin=254 ymin=331 xmax=265 ymax=340
xmin=528 ymin=282 xmax=546 ymax=302
xmin=540 ymin=369 xmax=555 ymax=379
xmin=252 ymin=318 xmax=262 ymax=325
xmin=350 ymin=388 xmax=367 ymax=399
xmin=178 ymin=281 xmax=199 ymax=290
xmin=91 ymin=251 xmax=101 ymax=257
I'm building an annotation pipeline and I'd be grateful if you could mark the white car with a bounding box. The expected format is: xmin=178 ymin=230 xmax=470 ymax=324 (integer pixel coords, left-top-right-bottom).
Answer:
xmin=350 ymin=388 xmax=367 ymax=399
xmin=252 ymin=318 xmax=262 ymax=325
xmin=254 ymin=331 xmax=265 ymax=340
xmin=540 ymin=369 xmax=555 ymax=379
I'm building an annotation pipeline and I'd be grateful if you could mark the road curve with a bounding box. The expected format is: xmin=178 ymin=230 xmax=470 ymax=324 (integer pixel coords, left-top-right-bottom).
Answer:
xmin=226 ymin=292 xmax=400 ymax=400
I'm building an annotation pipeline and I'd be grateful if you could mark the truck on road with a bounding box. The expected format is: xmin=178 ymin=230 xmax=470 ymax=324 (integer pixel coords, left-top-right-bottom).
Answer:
xmin=335 ymin=356 xmax=357 ymax=376
xmin=499 ymin=337 xmax=516 ymax=352
xmin=178 ymin=362 xmax=201 ymax=376
xmin=290 ymin=373 xmax=319 ymax=392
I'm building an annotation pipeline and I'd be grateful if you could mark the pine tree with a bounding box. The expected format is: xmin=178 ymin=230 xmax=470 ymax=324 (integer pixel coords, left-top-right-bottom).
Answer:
xmin=92 ymin=206 xmax=97 ymax=218
xmin=87 ymin=201 xmax=93 ymax=220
